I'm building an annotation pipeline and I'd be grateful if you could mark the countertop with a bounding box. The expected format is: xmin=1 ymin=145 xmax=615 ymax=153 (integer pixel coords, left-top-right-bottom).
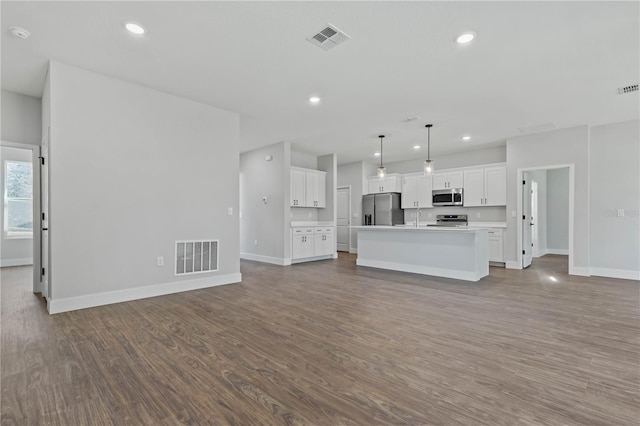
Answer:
xmin=350 ymin=225 xmax=488 ymax=233
xmin=291 ymin=221 xmax=335 ymax=227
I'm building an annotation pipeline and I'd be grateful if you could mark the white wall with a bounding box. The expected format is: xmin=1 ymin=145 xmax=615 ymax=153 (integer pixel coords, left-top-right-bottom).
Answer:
xmin=1 ymin=89 xmax=42 ymax=145
xmin=546 ymin=168 xmax=570 ymax=253
xmin=317 ymin=154 xmax=337 ymax=224
xmin=240 ymin=141 xmax=289 ymax=263
xmin=384 ymin=145 xmax=506 ymax=175
xmin=506 ymin=126 xmax=589 ymax=274
xmin=589 ymin=120 xmax=640 ymax=279
xmin=0 ymin=147 xmax=33 ymax=266
xmin=46 ymin=61 xmax=241 ymax=312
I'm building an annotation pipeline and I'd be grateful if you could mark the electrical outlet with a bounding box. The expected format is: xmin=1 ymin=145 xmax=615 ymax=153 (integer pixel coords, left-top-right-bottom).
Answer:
xmin=511 ymin=210 xmax=517 ymax=218
xmin=156 ymin=256 xmax=164 ymax=267
xmin=254 ymin=240 xmax=258 ymax=246
xmin=476 ymin=212 xmax=481 ymax=218
xmin=227 ymin=207 xmax=233 ymax=216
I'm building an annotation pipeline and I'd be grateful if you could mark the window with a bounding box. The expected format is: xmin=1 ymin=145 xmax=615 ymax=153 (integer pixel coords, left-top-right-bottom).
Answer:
xmin=4 ymin=160 xmax=33 ymax=238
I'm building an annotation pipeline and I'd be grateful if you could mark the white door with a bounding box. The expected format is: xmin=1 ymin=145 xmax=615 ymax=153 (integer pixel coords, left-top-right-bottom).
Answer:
xmin=531 ymin=181 xmax=539 ymax=257
xmin=336 ymin=188 xmax=350 ymax=252
xmin=522 ymin=173 xmax=532 ymax=268
xmin=40 ymin=135 xmax=49 ymax=298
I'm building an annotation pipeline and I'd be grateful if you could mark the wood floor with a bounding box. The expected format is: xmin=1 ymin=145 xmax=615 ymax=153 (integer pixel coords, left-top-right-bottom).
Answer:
xmin=1 ymin=254 xmax=639 ymax=425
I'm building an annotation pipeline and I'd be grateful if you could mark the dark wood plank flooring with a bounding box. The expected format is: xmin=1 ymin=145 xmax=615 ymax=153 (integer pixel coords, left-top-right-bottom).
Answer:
xmin=1 ymin=254 xmax=639 ymax=425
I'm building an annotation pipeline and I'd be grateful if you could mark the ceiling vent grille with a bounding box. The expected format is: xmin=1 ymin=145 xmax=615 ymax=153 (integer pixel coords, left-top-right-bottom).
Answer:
xmin=307 ymin=24 xmax=350 ymax=51
xmin=618 ymin=84 xmax=638 ymax=95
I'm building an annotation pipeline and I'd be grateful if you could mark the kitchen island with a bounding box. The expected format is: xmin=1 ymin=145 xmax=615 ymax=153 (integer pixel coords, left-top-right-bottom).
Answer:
xmin=352 ymin=226 xmax=489 ymax=281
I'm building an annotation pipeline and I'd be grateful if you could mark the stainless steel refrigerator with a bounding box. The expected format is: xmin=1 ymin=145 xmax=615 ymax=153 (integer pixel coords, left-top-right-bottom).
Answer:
xmin=362 ymin=193 xmax=404 ymax=226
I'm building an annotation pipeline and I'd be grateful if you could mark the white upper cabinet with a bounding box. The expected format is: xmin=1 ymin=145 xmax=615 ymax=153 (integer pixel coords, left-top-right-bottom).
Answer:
xmin=484 ymin=166 xmax=506 ymax=206
xmin=367 ymin=174 xmax=402 ymax=194
xmin=433 ymin=171 xmax=463 ymax=190
xmin=463 ymin=166 xmax=506 ymax=206
xmin=290 ymin=167 xmax=327 ymax=208
xmin=402 ymin=174 xmax=433 ymax=208
xmin=462 ymin=169 xmax=485 ymax=207
xmin=305 ymin=170 xmax=326 ymax=208
xmin=290 ymin=169 xmax=306 ymax=207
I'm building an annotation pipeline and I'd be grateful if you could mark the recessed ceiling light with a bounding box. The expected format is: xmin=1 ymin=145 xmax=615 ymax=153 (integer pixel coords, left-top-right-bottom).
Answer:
xmin=462 ymin=136 xmax=471 ymax=141
xmin=456 ymin=32 xmax=476 ymax=44
xmin=413 ymin=145 xmax=421 ymax=150
xmin=374 ymin=152 xmax=381 ymax=156
xmin=9 ymin=26 xmax=30 ymax=39
xmin=309 ymin=96 xmax=321 ymax=103
xmin=125 ymin=22 xmax=146 ymax=35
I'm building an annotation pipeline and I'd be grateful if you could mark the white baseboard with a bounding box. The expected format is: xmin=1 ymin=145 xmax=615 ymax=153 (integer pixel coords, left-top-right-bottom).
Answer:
xmin=48 ymin=272 xmax=242 ymax=314
xmin=240 ymin=252 xmax=288 ymax=265
xmin=349 ymin=248 xmax=358 ymax=254
xmin=546 ymin=248 xmax=569 ymax=255
xmin=590 ymin=268 xmax=640 ymax=281
xmin=291 ymin=254 xmax=334 ymax=264
xmin=0 ymin=258 xmax=33 ymax=267
xmin=569 ymin=266 xmax=590 ymax=276
xmin=506 ymin=261 xmax=521 ymax=269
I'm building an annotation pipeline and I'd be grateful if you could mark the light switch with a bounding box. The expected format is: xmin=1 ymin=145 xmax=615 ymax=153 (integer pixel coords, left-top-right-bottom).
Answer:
xmin=618 ymin=209 xmax=625 ymax=217
xmin=353 ymin=213 xmax=359 ymax=218
xmin=227 ymin=207 xmax=233 ymax=216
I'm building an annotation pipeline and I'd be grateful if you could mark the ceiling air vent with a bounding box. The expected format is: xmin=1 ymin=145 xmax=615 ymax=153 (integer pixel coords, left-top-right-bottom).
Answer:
xmin=307 ymin=24 xmax=350 ymax=51
xmin=618 ymin=84 xmax=639 ymax=95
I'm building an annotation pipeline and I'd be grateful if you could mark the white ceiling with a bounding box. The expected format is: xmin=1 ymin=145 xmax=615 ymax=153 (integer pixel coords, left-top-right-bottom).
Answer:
xmin=2 ymin=1 xmax=638 ymax=164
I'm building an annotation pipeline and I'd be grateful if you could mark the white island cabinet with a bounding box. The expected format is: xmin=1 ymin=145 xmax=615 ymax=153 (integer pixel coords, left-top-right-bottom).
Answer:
xmin=353 ymin=226 xmax=489 ymax=282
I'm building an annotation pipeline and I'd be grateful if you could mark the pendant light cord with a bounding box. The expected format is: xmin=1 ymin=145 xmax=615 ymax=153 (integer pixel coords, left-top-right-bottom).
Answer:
xmin=379 ymin=135 xmax=384 ymax=168
xmin=426 ymin=124 xmax=432 ymax=161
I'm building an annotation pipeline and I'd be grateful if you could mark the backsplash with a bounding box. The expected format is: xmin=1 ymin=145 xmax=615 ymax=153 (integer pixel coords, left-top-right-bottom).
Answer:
xmin=404 ymin=206 xmax=506 ymax=223
xmin=291 ymin=207 xmax=318 ymax=221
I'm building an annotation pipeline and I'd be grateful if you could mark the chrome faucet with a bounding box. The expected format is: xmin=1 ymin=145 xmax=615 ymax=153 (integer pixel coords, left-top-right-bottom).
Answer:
xmin=416 ymin=208 xmax=422 ymax=227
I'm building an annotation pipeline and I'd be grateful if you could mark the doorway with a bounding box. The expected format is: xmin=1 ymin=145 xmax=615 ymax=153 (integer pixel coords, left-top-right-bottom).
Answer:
xmin=518 ymin=165 xmax=572 ymax=272
xmin=0 ymin=141 xmax=41 ymax=294
xmin=336 ymin=187 xmax=350 ymax=252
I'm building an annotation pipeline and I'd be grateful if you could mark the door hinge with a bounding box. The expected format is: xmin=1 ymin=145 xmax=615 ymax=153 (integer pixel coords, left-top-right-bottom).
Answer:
xmin=522 ymin=250 xmax=525 ymax=255
xmin=42 ymin=212 xmax=46 ymax=221
xmin=522 ymin=180 xmax=526 ymax=185
xmin=532 ymin=243 xmax=534 ymax=247
xmin=523 ymin=215 xmax=526 ymax=220
xmin=41 ymin=267 xmax=45 ymax=276
xmin=39 ymin=156 xmax=45 ymax=165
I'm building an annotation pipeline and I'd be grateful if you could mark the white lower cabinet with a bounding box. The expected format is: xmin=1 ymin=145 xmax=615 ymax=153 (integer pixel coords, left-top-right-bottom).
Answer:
xmin=292 ymin=226 xmax=335 ymax=261
xmin=487 ymin=229 xmax=504 ymax=263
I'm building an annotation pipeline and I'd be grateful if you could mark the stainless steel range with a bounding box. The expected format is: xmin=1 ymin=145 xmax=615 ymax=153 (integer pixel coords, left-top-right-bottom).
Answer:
xmin=428 ymin=214 xmax=468 ymax=227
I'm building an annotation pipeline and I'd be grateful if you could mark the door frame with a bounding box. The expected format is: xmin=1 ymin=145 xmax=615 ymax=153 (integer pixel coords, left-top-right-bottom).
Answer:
xmin=336 ymin=186 xmax=351 ymax=252
xmin=516 ymin=164 xmax=574 ymax=274
xmin=0 ymin=140 xmax=41 ymax=294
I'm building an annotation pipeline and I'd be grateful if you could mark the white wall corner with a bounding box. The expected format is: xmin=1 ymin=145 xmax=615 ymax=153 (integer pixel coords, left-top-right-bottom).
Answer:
xmin=47 ymin=273 xmax=242 ymax=314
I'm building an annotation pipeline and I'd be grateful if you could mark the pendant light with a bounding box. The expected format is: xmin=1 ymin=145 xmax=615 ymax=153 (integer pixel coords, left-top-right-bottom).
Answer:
xmin=377 ymin=134 xmax=386 ymax=178
xmin=424 ymin=124 xmax=434 ymax=175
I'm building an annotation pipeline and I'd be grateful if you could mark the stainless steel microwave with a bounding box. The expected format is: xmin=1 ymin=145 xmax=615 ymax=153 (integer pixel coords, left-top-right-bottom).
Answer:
xmin=432 ymin=188 xmax=463 ymax=206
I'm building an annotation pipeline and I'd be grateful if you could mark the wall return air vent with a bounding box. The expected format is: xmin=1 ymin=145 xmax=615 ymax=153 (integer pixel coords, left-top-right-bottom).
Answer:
xmin=175 ymin=240 xmax=218 ymax=276
xmin=618 ymin=84 xmax=638 ymax=95
xmin=307 ymin=23 xmax=351 ymax=51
